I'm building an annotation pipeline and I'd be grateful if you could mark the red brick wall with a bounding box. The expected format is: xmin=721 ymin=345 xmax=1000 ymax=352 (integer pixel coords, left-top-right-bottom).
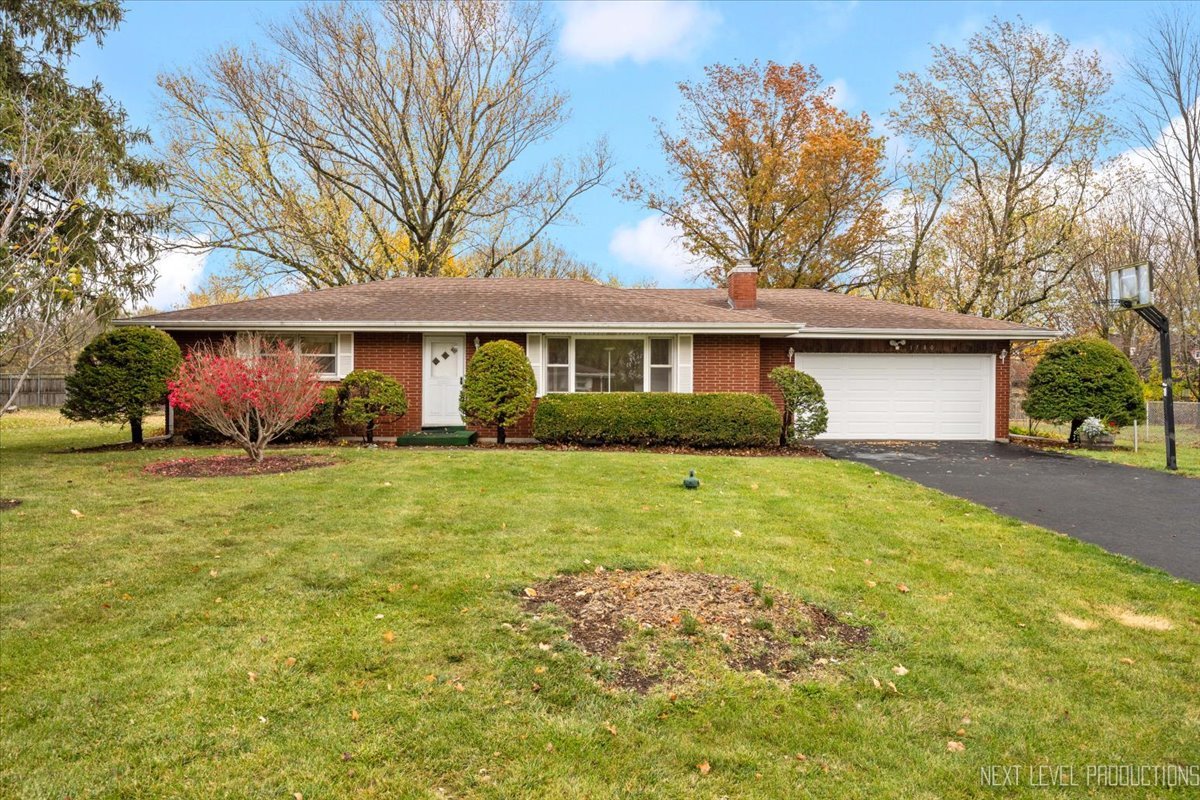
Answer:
xmin=693 ymin=334 xmax=760 ymax=392
xmin=354 ymin=332 xmax=423 ymax=436
xmin=995 ymin=343 xmax=1011 ymax=440
xmin=165 ymin=330 xmax=1014 ymax=441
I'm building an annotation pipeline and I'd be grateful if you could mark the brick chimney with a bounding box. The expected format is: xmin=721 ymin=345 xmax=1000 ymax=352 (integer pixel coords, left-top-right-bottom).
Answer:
xmin=727 ymin=264 xmax=758 ymax=310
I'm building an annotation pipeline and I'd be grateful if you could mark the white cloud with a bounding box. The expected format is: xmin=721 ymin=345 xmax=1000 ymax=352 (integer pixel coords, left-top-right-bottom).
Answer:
xmin=558 ymin=1 xmax=719 ymax=65
xmin=609 ymin=214 xmax=708 ymax=285
xmin=828 ymin=78 xmax=856 ymax=110
xmin=147 ymin=247 xmax=208 ymax=311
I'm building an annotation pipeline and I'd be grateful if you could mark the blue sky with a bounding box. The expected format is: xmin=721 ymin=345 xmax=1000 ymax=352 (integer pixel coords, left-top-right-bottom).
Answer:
xmin=69 ymin=0 xmax=1185 ymax=306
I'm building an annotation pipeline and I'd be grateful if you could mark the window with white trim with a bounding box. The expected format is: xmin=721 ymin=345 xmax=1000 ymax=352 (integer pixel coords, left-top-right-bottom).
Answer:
xmin=546 ymin=336 xmax=569 ymax=392
xmin=541 ymin=336 xmax=674 ymax=393
xmin=243 ymin=333 xmax=339 ymax=379
xmin=649 ymin=338 xmax=672 ymax=392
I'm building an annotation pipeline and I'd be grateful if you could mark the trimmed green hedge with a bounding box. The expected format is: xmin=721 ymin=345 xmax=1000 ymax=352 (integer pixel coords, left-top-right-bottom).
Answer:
xmin=532 ymin=392 xmax=781 ymax=448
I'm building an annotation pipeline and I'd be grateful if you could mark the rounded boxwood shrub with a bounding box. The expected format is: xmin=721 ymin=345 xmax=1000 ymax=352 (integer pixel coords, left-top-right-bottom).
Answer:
xmin=335 ymin=370 xmax=407 ymax=444
xmin=1022 ymin=337 xmax=1145 ymax=442
xmin=460 ymin=340 xmax=536 ymax=445
xmin=533 ymin=392 xmax=781 ymax=448
xmin=62 ymin=326 xmax=182 ymax=443
xmin=768 ymin=366 xmax=828 ymax=445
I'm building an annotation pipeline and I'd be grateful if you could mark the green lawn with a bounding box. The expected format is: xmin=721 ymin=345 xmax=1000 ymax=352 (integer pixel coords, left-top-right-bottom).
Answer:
xmin=2 ymin=411 xmax=1197 ymax=798
xmin=1010 ymin=422 xmax=1200 ymax=478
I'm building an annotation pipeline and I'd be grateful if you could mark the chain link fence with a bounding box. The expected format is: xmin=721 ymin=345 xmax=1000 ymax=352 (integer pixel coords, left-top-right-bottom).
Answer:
xmin=1010 ymin=397 xmax=1200 ymax=442
xmin=0 ymin=375 xmax=67 ymax=408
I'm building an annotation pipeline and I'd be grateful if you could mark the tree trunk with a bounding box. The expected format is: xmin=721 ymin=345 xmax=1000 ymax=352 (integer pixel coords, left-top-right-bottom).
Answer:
xmin=365 ymin=420 xmax=375 ymax=444
xmin=497 ymin=424 xmax=506 ymax=446
xmin=1068 ymin=418 xmax=1082 ymax=444
xmin=779 ymin=409 xmax=792 ymax=447
xmin=130 ymin=417 xmax=143 ymax=445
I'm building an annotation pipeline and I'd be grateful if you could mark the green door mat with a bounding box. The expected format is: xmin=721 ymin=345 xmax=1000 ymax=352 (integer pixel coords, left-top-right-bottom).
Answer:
xmin=394 ymin=428 xmax=477 ymax=446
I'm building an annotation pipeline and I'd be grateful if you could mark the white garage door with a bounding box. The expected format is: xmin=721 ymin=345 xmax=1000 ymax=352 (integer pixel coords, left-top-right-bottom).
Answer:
xmin=794 ymin=353 xmax=995 ymax=440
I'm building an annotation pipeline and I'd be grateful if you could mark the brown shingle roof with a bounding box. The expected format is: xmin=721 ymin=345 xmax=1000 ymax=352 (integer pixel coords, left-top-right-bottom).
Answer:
xmin=122 ymin=277 xmax=1054 ymax=337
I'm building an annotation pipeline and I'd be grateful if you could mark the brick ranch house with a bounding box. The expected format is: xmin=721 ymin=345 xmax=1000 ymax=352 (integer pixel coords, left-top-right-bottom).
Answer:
xmin=119 ymin=267 xmax=1057 ymax=442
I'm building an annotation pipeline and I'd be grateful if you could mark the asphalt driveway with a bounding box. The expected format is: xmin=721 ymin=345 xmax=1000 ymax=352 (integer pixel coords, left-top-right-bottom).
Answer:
xmin=820 ymin=441 xmax=1200 ymax=582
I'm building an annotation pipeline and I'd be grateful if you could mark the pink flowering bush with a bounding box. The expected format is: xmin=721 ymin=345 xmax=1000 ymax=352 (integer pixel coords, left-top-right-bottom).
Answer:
xmin=168 ymin=334 xmax=324 ymax=462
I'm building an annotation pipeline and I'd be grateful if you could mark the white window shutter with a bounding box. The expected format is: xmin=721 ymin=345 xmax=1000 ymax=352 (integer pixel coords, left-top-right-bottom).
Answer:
xmin=336 ymin=332 xmax=354 ymax=378
xmin=526 ymin=333 xmax=544 ymax=396
xmin=675 ymin=334 xmax=693 ymax=393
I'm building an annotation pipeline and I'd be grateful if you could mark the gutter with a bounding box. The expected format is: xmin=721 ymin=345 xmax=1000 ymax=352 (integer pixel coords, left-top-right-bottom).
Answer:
xmin=114 ymin=319 xmax=804 ymax=335
xmin=788 ymin=327 xmax=1061 ymax=341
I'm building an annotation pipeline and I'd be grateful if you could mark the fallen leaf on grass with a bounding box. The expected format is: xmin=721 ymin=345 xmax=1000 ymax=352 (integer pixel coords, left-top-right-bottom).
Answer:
xmin=209 ymin=569 xmax=218 ymax=578
xmin=382 ymin=630 xmax=395 ymax=643
xmin=545 ymin=742 xmax=554 ymax=752
xmin=697 ymin=761 xmax=711 ymax=775
xmin=70 ymin=509 xmax=84 ymax=518
xmin=284 ymin=657 xmax=296 ymax=667
xmin=604 ymin=722 xmax=618 ymax=736
xmin=1120 ymin=657 xmax=1135 ymax=665
xmin=351 ymin=709 xmax=360 ymax=721
xmin=865 ymin=580 xmax=877 ymax=588
xmin=247 ymin=672 xmax=257 ymax=683
xmin=524 ymin=587 xmax=538 ymax=598
xmin=897 ymin=584 xmax=910 ymax=594
xmin=947 ymin=741 xmax=965 ymax=752
xmin=886 ymin=681 xmax=899 ymax=694
xmin=453 ymin=682 xmax=465 ymax=692
xmin=533 ymin=666 xmax=546 ymax=675
xmin=892 ymin=664 xmax=909 ymax=676
xmin=870 ymin=677 xmax=881 ymax=689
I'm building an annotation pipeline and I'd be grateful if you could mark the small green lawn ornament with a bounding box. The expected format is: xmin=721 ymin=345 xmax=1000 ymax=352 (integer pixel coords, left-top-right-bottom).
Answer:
xmin=683 ymin=469 xmax=700 ymax=489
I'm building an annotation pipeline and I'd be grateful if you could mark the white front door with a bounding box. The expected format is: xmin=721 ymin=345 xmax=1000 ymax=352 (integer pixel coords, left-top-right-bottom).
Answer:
xmin=422 ymin=335 xmax=466 ymax=426
xmin=795 ymin=353 xmax=995 ymax=440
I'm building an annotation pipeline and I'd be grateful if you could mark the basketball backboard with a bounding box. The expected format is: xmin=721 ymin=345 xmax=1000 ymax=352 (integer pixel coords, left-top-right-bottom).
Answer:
xmin=1107 ymin=262 xmax=1153 ymax=309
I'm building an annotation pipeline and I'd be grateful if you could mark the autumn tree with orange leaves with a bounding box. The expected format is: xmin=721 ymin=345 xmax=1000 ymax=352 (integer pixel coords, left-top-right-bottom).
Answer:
xmin=621 ymin=62 xmax=887 ymax=290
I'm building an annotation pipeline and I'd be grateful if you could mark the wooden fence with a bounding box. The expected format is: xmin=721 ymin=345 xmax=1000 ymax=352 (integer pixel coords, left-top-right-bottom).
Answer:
xmin=0 ymin=374 xmax=68 ymax=408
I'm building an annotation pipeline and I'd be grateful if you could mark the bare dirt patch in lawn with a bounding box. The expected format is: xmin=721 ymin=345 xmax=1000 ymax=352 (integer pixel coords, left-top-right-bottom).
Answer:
xmin=1103 ymin=606 xmax=1174 ymax=631
xmin=1055 ymin=612 xmax=1099 ymax=630
xmin=0 ymin=498 xmax=22 ymax=511
xmin=525 ymin=568 xmax=868 ymax=692
xmin=143 ymin=454 xmax=337 ymax=478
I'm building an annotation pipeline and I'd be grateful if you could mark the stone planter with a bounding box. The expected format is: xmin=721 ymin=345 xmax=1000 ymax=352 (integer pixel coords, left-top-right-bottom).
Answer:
xmin=1081 ymin=434 xmax=1115 ymax=450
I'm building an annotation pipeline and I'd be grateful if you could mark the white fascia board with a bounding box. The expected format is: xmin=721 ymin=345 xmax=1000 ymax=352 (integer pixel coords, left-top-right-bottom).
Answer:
xmin=115 ymin=319 xmax=801 ymax=335
xmin=788 ymin=327 xmax=1061 ymax=340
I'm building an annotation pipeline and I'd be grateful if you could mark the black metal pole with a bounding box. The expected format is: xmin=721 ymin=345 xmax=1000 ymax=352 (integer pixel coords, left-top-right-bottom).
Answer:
xmin=1135 ymin=306 xmax=1178 ymax=471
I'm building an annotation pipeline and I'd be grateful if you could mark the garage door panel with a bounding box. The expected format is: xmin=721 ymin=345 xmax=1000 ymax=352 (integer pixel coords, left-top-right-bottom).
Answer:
xmin=795 ymin=352 xmax=994 ymax=440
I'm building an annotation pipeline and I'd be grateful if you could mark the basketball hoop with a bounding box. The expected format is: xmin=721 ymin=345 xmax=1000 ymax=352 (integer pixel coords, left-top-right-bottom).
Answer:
xmin=1106 ymin=262 xmax=1153 ymax=309
xmin=1105 ymin=261 xmax=1177 ymax=471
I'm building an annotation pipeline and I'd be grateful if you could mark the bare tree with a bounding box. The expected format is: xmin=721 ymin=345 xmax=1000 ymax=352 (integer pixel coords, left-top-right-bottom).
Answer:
xmin=890 ymin=18 xmax=1115 ymax=321
xmin=1 ymin=94 xmax=145 ymax=415
xmin=159 ymin=0 xmax=609 ymax=289
xmin=1128 ymin=10 xmax=1200 ymax=286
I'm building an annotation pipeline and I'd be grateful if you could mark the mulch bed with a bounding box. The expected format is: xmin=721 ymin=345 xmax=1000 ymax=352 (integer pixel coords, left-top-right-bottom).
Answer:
xmin=476 ymin=443 xmax=825 ymax=458
xmin=0 ymin=499 xmax=22 ymax=512
xmin=143 ymin=454 xmax=337 ymax=478
xmin=525 ymin=569 xmax=868 ymax=692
